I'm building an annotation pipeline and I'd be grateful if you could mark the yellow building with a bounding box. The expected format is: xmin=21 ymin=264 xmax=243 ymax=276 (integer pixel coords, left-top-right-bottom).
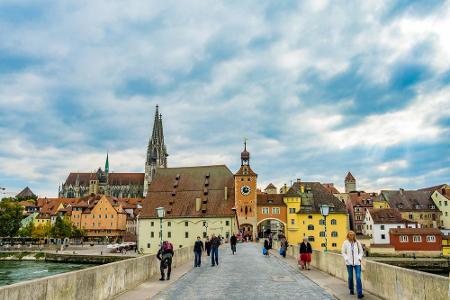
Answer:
xmin=442 ymin=235 xmax=450 ymax=257
xmin=431 ymin=187 xmax=450 ymax=229
xmin=284 ymin=181 xmax=349 ymax=252
xmin=373 ymin=199 xmax=389 ymax=208
xmin=138 ymin=165 xmax=236 ymax=254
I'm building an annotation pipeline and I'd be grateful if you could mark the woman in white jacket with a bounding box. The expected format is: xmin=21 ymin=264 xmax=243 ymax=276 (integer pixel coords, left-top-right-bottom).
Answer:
xmin=341 ymin=231 xmax=364 ymax=299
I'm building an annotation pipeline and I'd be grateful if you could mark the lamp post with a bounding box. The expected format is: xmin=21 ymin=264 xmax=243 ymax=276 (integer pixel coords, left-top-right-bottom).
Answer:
xmin=155 ymin=207 xmax=165 ymax=247
xmin=320 ymin=204 xmax=330 ymax=252
xmin=203 ymin=221 xmax=208 ymax=237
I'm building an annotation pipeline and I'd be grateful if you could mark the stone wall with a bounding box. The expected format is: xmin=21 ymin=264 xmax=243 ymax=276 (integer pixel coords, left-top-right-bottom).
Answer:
xmin=0 ymin=246 xmax=194 ymax=300
xmin=272 ymin=241 xmax=449 ymax=300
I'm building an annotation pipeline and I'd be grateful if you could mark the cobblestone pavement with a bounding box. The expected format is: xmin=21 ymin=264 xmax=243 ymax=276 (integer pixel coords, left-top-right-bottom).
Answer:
xmin=152 ymin=243 xmax=334 ymax=300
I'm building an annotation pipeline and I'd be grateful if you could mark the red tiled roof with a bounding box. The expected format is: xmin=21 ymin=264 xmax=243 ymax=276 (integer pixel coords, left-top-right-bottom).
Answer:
xmin=140 ymin=165 xmax=235 ymax=218
xmin=349 ymin=191 xmax=378 ymax=206
xmin=64 ymin=172 xmax=144 ymax=186
xmin=345 ymin=172 xmax=355 ymax=182
xmin=389 ymin=228 xmax=441 ymax=235
xmin=257 ymin=193 xmax=285 ymax=206
xmin=234 ymin=165 xmax=257 ymax=176
xmin=323 ymin=183 xmax=340 ymax=194
xmin=368 ymin=208 xmax=404 ymax=224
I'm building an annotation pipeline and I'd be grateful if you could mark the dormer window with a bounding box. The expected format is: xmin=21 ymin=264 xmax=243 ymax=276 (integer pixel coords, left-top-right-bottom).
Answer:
xmin=268 ymin=199 xmax=273 ymax=204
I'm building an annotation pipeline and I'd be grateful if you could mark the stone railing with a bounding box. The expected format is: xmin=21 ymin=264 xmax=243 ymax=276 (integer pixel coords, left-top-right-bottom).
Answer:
xmin=0 ymin=246 xmax=194 ymax=300
xmin=269 ymin=241 xmax=449 ymax=300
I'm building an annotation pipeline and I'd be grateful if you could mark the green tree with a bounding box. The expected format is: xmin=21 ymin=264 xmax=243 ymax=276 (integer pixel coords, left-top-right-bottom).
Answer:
xmin=72 ymin=226 xmax=85 ymax=239
xmin=18 ymin=221 xmax=34 ymax=237
xmin=33 ymin=223 xmax=51 ymax=238
xmin=51 ymin=216 xmax=72 ymax=238
xmin=0 ymin=201 xmax=23 ymax=237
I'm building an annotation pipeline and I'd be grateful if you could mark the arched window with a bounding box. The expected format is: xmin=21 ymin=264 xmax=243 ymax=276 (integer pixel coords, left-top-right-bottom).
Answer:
xmin=319 ymin=231 xmax=325 ymax=237
xmin=307 ymin=225 xmax=314 ymax=230
xmin=331 ymin=231 xmax=338 ymax=237
xmin=319 ymin=219 xmax=325 ymax=225
xmin=331 ymin=219 xmax=337 ymax=225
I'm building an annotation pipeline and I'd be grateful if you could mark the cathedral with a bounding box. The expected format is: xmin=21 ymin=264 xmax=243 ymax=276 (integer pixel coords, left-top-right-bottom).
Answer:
xmin=59 ymin=105 xmax=168 ymax=198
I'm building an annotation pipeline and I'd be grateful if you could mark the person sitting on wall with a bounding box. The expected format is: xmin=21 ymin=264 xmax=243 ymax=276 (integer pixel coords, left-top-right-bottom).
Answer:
xmin=157 ymin=241 xmax=174 ymax=281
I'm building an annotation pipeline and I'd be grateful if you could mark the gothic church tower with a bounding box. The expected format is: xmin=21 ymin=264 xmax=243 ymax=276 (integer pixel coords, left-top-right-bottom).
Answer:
xmin=143 ymin=105 xmax=168 ymax=196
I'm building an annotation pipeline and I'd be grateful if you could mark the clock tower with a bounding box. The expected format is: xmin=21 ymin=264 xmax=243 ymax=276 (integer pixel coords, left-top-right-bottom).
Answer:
xmin=234 ymin=141 xmax=257 ymax=239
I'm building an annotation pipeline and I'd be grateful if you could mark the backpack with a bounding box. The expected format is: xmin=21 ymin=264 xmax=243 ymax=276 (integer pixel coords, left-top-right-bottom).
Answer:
xmin=163 ymin=242 xmax=173 ymax=251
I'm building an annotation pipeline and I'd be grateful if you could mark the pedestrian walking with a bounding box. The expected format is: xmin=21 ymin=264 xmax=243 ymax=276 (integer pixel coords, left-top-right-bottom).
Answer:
xmin=193 ymin=236 xmax=204 ymax=267
xmin=205 ymin=237 xmax=211 ymax=256
xmin=157 ymin=241 xmax=174 ymax=281
xmin=342 ymin=231 xmax=364 ymax=299
xmin=279 ymin=236 xmax=288 ymax=258
xmin=230 ymin=234 xmax=237 ymax=255
xmin=268 ymin=236 xmax=273 ymax=249
xmin=299 ymin=238 xmax=312 ymax=270
xmin=263 ymin=237 xmax=270 ymax=256
xmin=210 ymin=234 xmax=220 ymax=266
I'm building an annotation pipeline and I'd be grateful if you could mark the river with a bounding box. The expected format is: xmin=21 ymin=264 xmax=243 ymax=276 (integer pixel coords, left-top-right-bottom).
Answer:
xmin=0 ymin=260 xmax=97 ymax=286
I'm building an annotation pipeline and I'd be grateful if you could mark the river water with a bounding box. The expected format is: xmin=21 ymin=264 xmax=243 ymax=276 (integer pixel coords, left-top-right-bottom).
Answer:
xmin=0 ymin=261 xmax=97 ymax=286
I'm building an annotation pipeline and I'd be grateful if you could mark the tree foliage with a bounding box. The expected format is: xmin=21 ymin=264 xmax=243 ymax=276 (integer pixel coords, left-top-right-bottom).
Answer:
xmin=50 ymin=216 xmax=72 ymax=239
xmin=0 ymin=201 xmax=23 ymax=237
xmin=33 ymin=223 xmax=52 ymax=238
xmin=18 ymin=221 xmax=34 ymax=237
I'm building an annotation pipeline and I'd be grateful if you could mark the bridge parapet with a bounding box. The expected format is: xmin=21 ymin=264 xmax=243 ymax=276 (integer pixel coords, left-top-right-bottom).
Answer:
xmin=270 ymin=240 xmax=449 ymax=300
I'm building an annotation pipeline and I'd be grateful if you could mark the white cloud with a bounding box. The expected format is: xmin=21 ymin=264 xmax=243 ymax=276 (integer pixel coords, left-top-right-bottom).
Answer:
xmin=377 ymin=159 xmax=409 ymax=172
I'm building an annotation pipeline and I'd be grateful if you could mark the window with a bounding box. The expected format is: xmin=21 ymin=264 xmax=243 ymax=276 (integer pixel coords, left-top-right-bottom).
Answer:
xmin=446 ymin=212 xmax=448 ymax=217
xmin=289 ymin=208 xmax=296 ymax=214
xmin=185 ymin=232 xmax=189 ymax=238
xmin=203 ymin=221 xmax=206 ymax=226
xmin=185 ymin=221 xmax=189 ymax=227
xmin=319 ymin=231 xmax=325 ymax=237
xmin=151 ymin=232 xmax=154 ymax=238
xmin=147 ymin=243 xmax=151 ymax=248
xmin=262 ymin=208 xmax=269 ymax=214
xmin=168 ymin=222 xmax=171 ymax=227
xmin=307 ymin=225 xmax=314 ymax=230
xmin=225 ymin=221 xmax=230 ymax=226
xmin=381 ymin=234 xmax=386 ymax=240
xmin=321 ymin=243 xmax=326 ymax=248
xmin=308 ymin=215 xmax=313 ymax=219
xmin=291 ymin=219 xmax=295 ymax=225
xmin=93 ymin=215 xmax=95 ymax=219
xmin=272 ymin=207 xmax=280 ymax=214
xmin=332 ymin=243 xmax=337 ymax=247
xmin=331 ymin=231 xmax=338 ymax=237
xmin=331 ymin=219 xmax=337 ymax=225
xmin=99 ymin=214 xmax=101 ymax=219
xmin=413 ymin=236 xmax=421 ymax=243
xmin=408 ymin=214 xmax=413 ymax=219
xmin=105 ymin=214 xmax=107 ymax=219
xmin=111 ymin=214 xmax=114 ymax=218
xmin=445 ymin=201 xmax=448 ymax=206
xmin=400 ymin=235 xmax=408 ymax=243
xmin=370 ymin=225 xmax=372 ymax=230
xmin=380 ymin=225 xmax=385 ymax=230
xmin=168 ymin=232 xmax=172 ymax=238
xmin=439 ymin=201 xmax=442 ymax=206
xmin=151 ymin=221 xmax=154 ymax=227
xmin=308 ymin=236 xmax=315 ymax=242
xmin=319 ymin=219 xmax=325 ymax=225
xmin=426 ymin=235 xmax=436 ymax=243
xmin=203 ymin=232 xmax=207 ymax=238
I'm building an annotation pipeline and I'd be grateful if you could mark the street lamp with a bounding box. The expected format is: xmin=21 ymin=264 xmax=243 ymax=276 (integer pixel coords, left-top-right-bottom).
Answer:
xmin=155 ymin=207 xmax=165 ymax=247
xmin=203 ymin=221 xmax=208 ymax=237
xmin=320 ymin=204 xmax=330 ymax=252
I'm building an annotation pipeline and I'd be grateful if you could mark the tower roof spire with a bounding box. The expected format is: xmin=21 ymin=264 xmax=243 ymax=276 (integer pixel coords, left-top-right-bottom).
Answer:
xmin=146 ymin=105 xmax=168 ymax=167
xmin=105 ymin=152 xmax=109 ymax=173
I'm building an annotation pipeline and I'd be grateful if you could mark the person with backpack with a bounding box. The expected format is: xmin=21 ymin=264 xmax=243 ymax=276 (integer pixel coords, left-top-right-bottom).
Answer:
xmin=205 ymin=237 xmax=211 ymax=256
xmin=157 ymin=241 xmax=174 ymax=281
xmin=210 ymin=234 xmax=221 ymax=266
xmin=299 ymin=238 xmax=312 ymax=269
xmin=280 ymin=236 xmax=288 ymax=258
xmin=342 ymin=231 xmax=364 ymax=299
xmin=230 ymin=234 xmax=237 ymax=255
xmin=193 ymin=236 xmax=204 ymax=267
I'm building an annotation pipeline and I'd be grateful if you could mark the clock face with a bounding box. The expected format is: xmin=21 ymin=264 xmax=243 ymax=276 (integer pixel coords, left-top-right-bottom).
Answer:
xmin=241 ymin=185 xmax=251 ymax=196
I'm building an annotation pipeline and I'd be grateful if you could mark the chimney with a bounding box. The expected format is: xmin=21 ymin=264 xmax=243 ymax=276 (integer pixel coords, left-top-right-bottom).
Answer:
xmin=224 ymin=186 xmax=228 ymax=201
xmin=196 ymin=198 xmax=201 ymax=211
xmin=442 ymin=188 xmax=446 ymax=195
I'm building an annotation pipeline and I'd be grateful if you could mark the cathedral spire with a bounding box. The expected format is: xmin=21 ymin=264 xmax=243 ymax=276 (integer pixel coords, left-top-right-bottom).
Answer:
xmin=144 ymin=105 xmax=168 ymax=196
xmin=105 ymin=152 xmax=109 ymax=174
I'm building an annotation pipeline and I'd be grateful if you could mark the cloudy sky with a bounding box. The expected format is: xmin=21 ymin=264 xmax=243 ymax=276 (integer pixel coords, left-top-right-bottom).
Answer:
xmin=1 ymin=1 xmax=450 ymax=197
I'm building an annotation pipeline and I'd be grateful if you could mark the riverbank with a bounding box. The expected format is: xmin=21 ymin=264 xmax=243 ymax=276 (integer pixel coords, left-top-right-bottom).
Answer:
xmin=0 ymin=251 xmax=130 ymax=264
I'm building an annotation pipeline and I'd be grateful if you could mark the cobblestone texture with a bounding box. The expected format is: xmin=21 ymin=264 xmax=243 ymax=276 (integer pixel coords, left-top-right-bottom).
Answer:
xmin=152 ymin=243 xmax=334 ymax=300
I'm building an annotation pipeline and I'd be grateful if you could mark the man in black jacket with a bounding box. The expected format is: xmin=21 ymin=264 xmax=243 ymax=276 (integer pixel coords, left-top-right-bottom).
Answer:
xmin=193 ymin=236 xmax=204 ymax=267
xmin=230 ymin=234 xmax=237 ymax=255
xmin=299 ymin=238 xmax=312 ymax=270
xmin=157 ymin=241 xmax=174 ymax=280
xmin=210 ymin=234 xmax=221 ymax=266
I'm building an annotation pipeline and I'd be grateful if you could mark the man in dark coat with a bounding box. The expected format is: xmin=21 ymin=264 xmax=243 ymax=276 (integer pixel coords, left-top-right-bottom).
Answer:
xmin=230 ymin=234 xmax=237 ymax=255
xmin=193 ymin=236 xmax=204 ymax=267
xmin=210 ymin=234 xmax=221 ymax=266
xmin=205 ymin=237 xmax=211 ymax=256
